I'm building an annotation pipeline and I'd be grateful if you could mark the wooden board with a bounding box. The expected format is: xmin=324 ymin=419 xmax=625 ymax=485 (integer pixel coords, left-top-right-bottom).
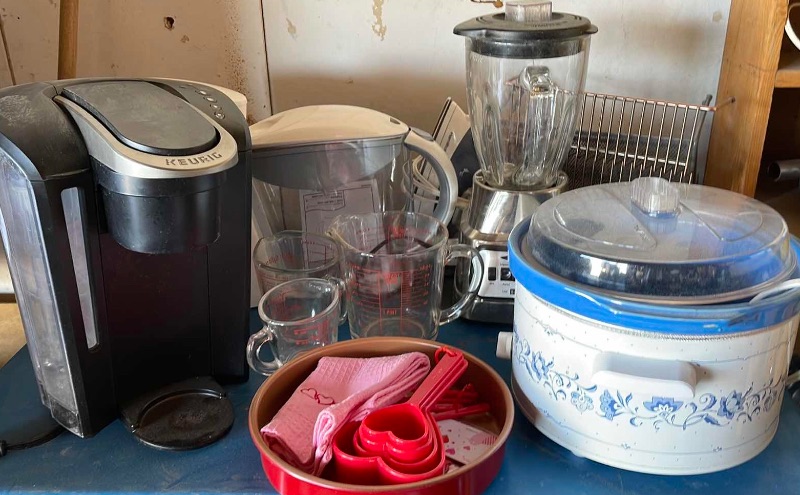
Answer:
xmin=0 ymin=303 xmax=24 ymax=368
xmin=705 ymin=0 xmax=786 ymax=196
xmin=0 ymin=17 xmax=14 ymax=88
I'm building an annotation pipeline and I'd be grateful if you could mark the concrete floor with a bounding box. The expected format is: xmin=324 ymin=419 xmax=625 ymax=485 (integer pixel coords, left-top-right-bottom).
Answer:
xmin=0 ymin=303 xmax=25 ymax=368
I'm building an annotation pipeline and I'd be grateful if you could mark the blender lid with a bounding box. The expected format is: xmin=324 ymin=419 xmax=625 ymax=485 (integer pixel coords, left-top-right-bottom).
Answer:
xmin=526 ymin=177 xmax=796 ymax=304
xmin=454 ymin=6 xmax=596 ymax=42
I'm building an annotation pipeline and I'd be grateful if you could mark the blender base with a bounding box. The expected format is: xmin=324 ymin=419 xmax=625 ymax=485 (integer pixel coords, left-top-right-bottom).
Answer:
xmin=457 ymin=171 xmax=568 ymax=324
xmin=461 ymin=296 xmax=515 ymax=324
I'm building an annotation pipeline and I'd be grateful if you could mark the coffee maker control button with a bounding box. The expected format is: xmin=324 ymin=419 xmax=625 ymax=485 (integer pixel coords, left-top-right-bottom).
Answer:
xmin=204 ymin=96 xmax=217 ymax=103
xmin=210 ymin=104 xmax=221 ymax=111
xmin=214 ymin=112 xmax=225 ymax=120
xmin=196 ymin=90 xmax=209 ymax=95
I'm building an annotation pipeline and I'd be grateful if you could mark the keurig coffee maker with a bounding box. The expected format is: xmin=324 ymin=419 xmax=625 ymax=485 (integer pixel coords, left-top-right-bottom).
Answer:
xmin=0 ymin=79 xmax=251 ymax=449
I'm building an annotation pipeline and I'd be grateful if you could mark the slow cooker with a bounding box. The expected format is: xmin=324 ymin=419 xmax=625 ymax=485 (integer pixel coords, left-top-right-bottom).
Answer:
xmin=502 ymin=177 xmax=800 ymax=475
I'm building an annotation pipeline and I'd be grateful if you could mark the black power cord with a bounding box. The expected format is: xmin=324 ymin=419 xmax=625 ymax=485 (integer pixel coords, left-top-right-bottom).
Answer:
xmin=0 ymin=424 xmax=65 ymax=457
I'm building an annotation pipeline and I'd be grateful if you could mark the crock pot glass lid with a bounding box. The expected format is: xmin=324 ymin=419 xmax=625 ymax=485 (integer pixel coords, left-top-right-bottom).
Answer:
xmin=526 ymin=177 xmax=795 ymax=302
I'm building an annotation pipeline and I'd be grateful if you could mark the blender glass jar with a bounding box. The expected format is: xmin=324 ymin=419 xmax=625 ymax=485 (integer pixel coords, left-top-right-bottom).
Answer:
xmin=455 ymin=1 xmax=597 ymax=190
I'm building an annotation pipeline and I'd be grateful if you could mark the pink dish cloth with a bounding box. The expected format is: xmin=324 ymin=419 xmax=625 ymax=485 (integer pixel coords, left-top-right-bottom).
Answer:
xmin=260 ymin=352 xmax=431 ymax=476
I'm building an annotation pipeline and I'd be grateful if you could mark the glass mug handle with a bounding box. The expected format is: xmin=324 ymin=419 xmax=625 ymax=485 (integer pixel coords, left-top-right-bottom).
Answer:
xmin=325 ymin=276 xmax=349 ymax=326
xmin=440 ymin=244 xmax=484 ymax=325
xmin=246 ymin=324 xmax=282 ymax=377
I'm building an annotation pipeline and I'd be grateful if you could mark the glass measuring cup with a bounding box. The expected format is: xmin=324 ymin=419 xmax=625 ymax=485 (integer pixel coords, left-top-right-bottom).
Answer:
xmin=246 ymin=278 xmax=346 ymax=376
xmin=252 ymin=231 xmax=341 ymax=295
xmin=327 ymin=211 xmax=484 ymax=340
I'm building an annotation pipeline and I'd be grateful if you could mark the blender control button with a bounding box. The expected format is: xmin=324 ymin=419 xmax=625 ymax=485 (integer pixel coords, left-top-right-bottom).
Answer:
xmin=500 ymin=268 xmax=515 ymax=282
xmin=210 ymin=104 xmax=221 ymax=110
xmin=204 ymin=96 xmax=217 ymax=103
xmin=214 ymin=112 xmax=225 ymax=120
xmin=488 ymin=267 xmax=497 ymax=281
xmin=196 ymin=90 xmax=209 ymax=95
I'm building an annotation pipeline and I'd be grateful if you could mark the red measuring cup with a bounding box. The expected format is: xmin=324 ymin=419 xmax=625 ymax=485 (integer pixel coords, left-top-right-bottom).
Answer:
xmin=356 ymin=347 xmax=467 ymax=464
xmin=352 ymin=423 xmax=441 ymax=473
xmin=332 ymin=418 xmax=447 ymax=485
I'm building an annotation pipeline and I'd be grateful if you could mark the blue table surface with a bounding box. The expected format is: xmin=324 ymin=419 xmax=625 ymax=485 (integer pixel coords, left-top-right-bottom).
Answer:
xmin=2 ymin=312 xmax=800 ymax=495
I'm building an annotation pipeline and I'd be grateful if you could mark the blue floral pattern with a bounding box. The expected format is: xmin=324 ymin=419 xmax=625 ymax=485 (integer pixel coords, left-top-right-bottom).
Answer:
xmin=643 ymin=397 xmax=684 ymax=414
xmin=570 ymin=391 xmax=594 ymax=412
xmin=513 ymin=327 xmax=597 ymax=408
xmin=717 ymin=391 xmax=744 ymax=420
xmin=513 ymin=328 xmax=785 ymax=431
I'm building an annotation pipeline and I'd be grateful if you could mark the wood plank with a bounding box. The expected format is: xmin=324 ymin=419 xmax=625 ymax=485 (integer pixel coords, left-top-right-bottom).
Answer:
xmin=57 ymin=0 xmax=79 ymax=79
xmin=0 ymin=19 xmax=14 ymax=88
xmin=705 ymin=0 xmax=786 ymax=196
xmin=0 ymin=303 xmax=24 ymax=369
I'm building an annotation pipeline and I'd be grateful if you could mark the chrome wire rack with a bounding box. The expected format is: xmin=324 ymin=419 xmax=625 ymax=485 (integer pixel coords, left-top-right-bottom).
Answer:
xmin=562 ymin=92 xmax=723 ymax=189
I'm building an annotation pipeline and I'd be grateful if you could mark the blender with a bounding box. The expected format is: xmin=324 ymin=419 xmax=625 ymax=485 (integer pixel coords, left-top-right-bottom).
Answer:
xmin=453 ymin=0 xmax=596 ymax=323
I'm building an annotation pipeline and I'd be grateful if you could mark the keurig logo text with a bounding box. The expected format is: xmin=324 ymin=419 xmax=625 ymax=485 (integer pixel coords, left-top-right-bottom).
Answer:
xmin=165 ymin=151 xmax=223 ymax=167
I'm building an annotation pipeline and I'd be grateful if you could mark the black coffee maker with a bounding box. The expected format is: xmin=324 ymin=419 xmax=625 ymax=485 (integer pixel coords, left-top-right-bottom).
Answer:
xmin=0 ymin=78 xmax=251 ymax=449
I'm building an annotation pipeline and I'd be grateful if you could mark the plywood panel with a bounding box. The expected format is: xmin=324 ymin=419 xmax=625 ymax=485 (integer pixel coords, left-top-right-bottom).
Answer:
xmin=0 ymin=303 xmax=24 ymax=368
xmin=262 ymin=0 xmax=730 ymax=132
xmin=77 ymin=0 xmax=271 ymax=121
xmin=0 ymin=0 xmax=272 ymax=121
xmin=0 ymin=0 xmax=58 ymax=83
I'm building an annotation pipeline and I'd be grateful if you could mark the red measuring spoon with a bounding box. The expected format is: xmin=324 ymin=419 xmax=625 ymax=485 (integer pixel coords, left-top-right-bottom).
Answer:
xmin=356 ymin=347 xmax=467 ymax=464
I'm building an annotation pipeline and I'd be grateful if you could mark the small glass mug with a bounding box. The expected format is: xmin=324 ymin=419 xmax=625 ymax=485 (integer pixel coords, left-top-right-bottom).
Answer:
xmin=253 ymin=231 xmax=342 ymax=295
xmin=247 ymin=278 xmax=346 ymax=376
xmin=327 ymin=211 xmax=484 ymax=340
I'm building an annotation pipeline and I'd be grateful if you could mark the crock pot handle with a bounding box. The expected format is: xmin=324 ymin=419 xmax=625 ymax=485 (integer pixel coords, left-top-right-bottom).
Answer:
xmin=592 ymin=352 xmax=697 ymax=400
xmin=497 ymin=332 xmax=513 ymax=360
xmin=749 ymin=279 xmax=800 ymax=303
xmin=404 ymin=128 xmax=459 ymax=226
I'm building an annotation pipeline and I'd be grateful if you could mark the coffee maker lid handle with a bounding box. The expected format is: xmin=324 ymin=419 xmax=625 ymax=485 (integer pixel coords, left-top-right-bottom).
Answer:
xmin=404 ymin=128 xmax=458 ymax=226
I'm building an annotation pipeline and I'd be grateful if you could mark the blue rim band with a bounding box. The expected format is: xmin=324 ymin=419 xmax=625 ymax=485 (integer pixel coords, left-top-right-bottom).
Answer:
xmin=509 ymin=219 xmax=800 ymax=335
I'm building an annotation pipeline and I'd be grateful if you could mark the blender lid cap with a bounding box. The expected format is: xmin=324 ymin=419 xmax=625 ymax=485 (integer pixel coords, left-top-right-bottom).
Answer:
xmin=454 ymin=11 xmax=597 ymax=41
xmin=524 ymin=177 xmax=796 ymax=304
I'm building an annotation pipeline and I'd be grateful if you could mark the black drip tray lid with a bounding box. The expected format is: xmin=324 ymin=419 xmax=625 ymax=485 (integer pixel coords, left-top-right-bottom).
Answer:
xmin=121 ymin=376 xmax=234 ymax=451
xmin=62 ymin=80 xmax=218 ymax=157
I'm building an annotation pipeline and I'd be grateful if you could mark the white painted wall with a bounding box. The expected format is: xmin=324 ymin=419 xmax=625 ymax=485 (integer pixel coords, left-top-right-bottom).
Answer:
xmin=262 ymin=0 xmax=730 ymax=132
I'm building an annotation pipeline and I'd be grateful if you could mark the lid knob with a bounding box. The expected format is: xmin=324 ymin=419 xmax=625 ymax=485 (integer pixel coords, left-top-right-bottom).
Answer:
xmin=631 ymin=177 xmax=680 ymax=217
xmin=505 ymin=0 xmax=552 ymax=23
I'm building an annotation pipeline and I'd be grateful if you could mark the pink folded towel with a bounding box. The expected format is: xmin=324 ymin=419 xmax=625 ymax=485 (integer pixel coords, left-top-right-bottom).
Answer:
xmin=260 ymin=352 xmax=431 ymax=475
